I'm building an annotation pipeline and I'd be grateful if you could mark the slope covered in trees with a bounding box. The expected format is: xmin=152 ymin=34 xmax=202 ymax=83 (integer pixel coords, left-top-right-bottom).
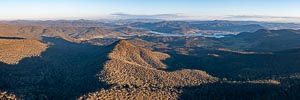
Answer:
xmin=0 ymin=39 xmax=47 ymax=64
xmin=80 ymin=40 xmax=218 ymax=99
xmin=0 ymin=24 xmax=153 ymax=43
xmin=101 ymin=40 xmax=218 ymax=87
xmin=0 ymin=91 xmax=17 ymax=100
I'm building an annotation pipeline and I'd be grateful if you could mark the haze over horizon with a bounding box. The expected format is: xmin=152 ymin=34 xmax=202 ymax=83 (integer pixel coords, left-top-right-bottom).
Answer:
xmin=1 ymin=0 xmax=300 ymax=22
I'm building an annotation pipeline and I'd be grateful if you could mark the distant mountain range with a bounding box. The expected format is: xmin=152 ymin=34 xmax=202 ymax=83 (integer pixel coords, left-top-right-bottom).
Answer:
xmin=1 ymin=20 xmax=300 ymax=35
xmin=226 ymin=29 xmax=300 ymax=51
xmin=130 ymin=21 xmax=265 ymax=34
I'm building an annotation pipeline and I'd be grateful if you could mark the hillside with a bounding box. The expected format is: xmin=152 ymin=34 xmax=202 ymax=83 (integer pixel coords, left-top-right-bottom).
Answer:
xmin=0 ymin=38 xmax=47 ymax=64
xmin=102 ymin=40 xmax=218 ymax=86
xmin=80 ymin=40 xmax=218 ymax=99
xmin=222 ymin=29 xmax=300 ymax=51
xmin=0 ymin=24 xmax=153 ymax=43
xmin=0 ymin=24 xmax=44 ymax=40
xmin=0 ymin=91 xmax=17 ymax=100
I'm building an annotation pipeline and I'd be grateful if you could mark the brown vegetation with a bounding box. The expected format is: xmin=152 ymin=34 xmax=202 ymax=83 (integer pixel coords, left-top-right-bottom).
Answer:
xmin=217 ymin=48 xmax=272 ymax=54
xmin=100 ymin=40 xmax=218 ymax=87
xmin=0 ymin=24 xmax=152 ymax=44
xmin=0 ymin=91 xmax=17 ymax=100
xmin=108 ymin=40 xmax=170 ymax=69
xmin=0 ymin=24 xmax=44 ymax=40
xmin=0 ymin=39 xmax=47 ymax=64
xmin=80 ymin=40 xmax=218 ymax=99
xmin=79 ymin=87 xmax=179 ymax=100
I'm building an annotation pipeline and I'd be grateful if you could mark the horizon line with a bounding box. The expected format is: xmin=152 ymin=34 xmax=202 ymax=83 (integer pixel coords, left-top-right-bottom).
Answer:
xmin=0 ymin=13 xmax=300 ymax=23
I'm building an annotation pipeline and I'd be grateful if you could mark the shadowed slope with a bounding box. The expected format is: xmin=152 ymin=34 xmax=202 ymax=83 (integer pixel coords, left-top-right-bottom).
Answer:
xmin=0 ymin=37 xmax=111 ymax=100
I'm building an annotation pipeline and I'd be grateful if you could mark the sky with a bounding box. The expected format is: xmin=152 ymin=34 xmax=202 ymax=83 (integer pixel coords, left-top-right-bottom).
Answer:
xmin=0 ymin=0 xmax=299 ymax=22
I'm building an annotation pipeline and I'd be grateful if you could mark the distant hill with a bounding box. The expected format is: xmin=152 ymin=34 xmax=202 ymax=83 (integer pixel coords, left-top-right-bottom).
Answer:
xmin=195 ymin=23 xmax=264 ymax=32
xmin=130 ymin=21 xmax=265 ymax=34
xmin=232 ymin=29 xmax=300 ymax=51
xmin=0 ymin=20 xmax=113 ymax=27
xmin=0 ymin=24 xmax=153 ymax=43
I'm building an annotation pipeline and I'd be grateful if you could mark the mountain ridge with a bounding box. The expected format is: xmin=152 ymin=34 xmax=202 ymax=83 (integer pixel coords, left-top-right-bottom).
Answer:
xmin=80 ymin=40 xmax=218 ymax=99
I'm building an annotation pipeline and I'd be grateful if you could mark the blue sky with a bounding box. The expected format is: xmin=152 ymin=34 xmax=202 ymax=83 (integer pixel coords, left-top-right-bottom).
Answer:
xmin=0 ymin=0 xmax=299 ymax=21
